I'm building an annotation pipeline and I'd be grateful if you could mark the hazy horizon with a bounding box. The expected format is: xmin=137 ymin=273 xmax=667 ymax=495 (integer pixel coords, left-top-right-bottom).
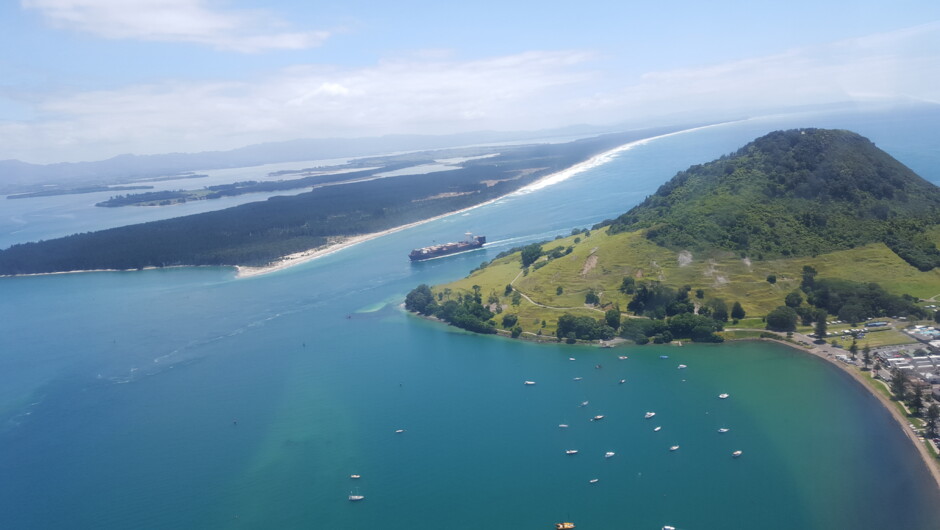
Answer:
xmin=3 ymin=1 xmax=940 ymax=164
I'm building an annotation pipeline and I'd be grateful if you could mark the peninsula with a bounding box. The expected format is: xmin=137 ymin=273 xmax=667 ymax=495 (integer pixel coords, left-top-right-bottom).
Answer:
xmin=407 ymin=127 xmax=940 ymax=485
xmin=0 ymin=125 xmax=690 ymax=275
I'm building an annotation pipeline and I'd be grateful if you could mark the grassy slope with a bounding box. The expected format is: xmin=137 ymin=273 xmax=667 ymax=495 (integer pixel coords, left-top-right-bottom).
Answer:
xmin=434 ymin=227 xmax=940 ymax=337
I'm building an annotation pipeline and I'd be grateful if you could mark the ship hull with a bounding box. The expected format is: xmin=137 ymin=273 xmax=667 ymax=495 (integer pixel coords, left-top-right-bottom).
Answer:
xmin=409 ymin=236 xmax=486 ymax=261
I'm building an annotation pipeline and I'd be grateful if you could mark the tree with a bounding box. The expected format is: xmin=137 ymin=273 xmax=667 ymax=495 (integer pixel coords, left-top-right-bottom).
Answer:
xmin=585 ymin=290 xmax=600 ymax=305
xmin=926 ymin=404 xmax=940 ymax=438
xmin=502 ymin=314 xmax=518 ymax=328
xmin=785 ymin=291 xmax=803 ymax=308
xmin=504 ymin=284 xmax=513 ymax=296
xmin=511 ymin=292 xmax=522 ymax=306
xmin=862 ymin=345 xmax=872 ymax=370
xmin=695 ymin=289 xmax=705 ymax=299
xmin=511 ymin=326 xmax=523 ymax=338
xmin=731 ymin=301 xmax=746 ymax=320
xmin=814 ymin=316 xmax=828 ymax=340
xmin=520 ymin=243 xmax=543 ymax=267
xmin=619 ymin=277 xmax=636 ymax=294
xmin=890 ymin=367 xmax=907 ymax=401
xmin=908 ymin=384 xmax=924 ymax=416
xmin=405 ymin=284 xmax=435 ymax=314
xmin=709 ymin=298 xmax=729 ymax=322
xmin=605 ymin=309 xmax=621 ymax=330
xmin=848 ymin=339 xmax=858 ymax=359
xmin=766 ymin=306 xmax=798 ymax=332
xmin=766 ymin=274 xmax=777 ymax=284
xmin=556 ymin=286 xmax=563 ymax=295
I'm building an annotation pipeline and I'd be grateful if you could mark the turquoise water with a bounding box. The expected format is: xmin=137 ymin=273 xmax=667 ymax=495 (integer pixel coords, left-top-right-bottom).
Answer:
xmin=2 ymin=106 xmax=940 ymax=528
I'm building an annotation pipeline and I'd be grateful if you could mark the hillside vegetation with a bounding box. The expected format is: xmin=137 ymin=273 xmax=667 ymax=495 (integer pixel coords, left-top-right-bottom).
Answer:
xmin=414 ymin=129 xmax=940 ymax=343
xmin=600 ymin=129 xmax=940 ymax=270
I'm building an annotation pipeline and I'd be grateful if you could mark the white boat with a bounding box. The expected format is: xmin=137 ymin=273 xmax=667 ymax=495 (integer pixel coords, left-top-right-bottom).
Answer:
xmin=588 ymin=478 xmax=599 ymax=483
xmin=569 ymin=357 xmax=576 ymax=361
xmin=395 ymin=429 xmax=405 ymax=434
xmin=565 ymin=449 xmax=579 ymax=455
xmin=659 ymin=355 xmax=669 ymax=359
xmin=677 ymin=364 xmax=687 ymax=369
xmin=559 ymin=423 xmax=569 ymax=428
xmin=580 ymin=401 xmax=589 ymax=407
xmin=591 ymin=415 xmax=605 ymax=421
xmin=349 ymin=489 xmax=365 ymax=501
xmin=618 ymin=355 xmax=628 ymax=360
xmin=663 ymin=526 xmax=676 ymax=530
xmin=605 ymin=451 xmax=615 ymax=458
xmin=573 ymin=377 xmax=583 ymax=381
xmin=718 ymin=393 xmax=729 ymax=399
xmin=350 ymin=474 xmax=361 ymax=479
xmin=524 ymin=381 xmax=536 ymax=385
xmin=732 ymin=450 xmax=743 ymax=457
xmin=618 ymin=379 xmax=626 ymax=384
xmin=654 ymin=426 xmax=662 ymax=432
xmin=718 ymin=428 xmax=730 ymax=433
xmin=645 ymin=412 xmax=656 ymax=419
xmin=669 ymin=445 xmax=680 ymax=451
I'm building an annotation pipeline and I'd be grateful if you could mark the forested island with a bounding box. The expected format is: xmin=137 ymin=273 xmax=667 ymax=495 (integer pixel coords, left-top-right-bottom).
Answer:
xmin=409 ymin=129 xmax=940 ymax=344
xmin=0 ymin=126 xmax=686 ymax=275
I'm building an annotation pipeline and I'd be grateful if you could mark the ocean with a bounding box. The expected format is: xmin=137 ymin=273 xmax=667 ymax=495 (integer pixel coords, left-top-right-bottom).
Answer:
xmin=2 ymin=105 xmax=940 ymax=529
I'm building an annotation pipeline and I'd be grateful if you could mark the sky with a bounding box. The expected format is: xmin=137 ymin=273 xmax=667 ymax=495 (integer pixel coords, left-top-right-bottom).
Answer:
xmin=2 ymin=0 xmax=940 ymax=164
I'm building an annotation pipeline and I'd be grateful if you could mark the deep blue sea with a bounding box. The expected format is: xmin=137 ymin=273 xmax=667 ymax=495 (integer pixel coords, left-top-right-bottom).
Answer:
xmin=2 ymin=106 xmax=940 ymax=529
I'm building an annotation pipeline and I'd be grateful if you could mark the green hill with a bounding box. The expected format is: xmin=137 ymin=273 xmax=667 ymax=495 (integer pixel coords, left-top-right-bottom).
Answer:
xmin=412 ymin=129 xmax=940 ymax=344
xmin=599 ymin=128 xmax=940 ymax=269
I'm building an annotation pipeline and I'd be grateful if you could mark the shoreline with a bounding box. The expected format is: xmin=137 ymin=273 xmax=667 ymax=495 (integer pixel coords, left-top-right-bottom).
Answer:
xmin=405 ymin=304 xmax=940 ymax=492
xmin=752 ymin=335 xmax=940 ymax=491
xmin=235 ymin=121 xmax=738 ymax=278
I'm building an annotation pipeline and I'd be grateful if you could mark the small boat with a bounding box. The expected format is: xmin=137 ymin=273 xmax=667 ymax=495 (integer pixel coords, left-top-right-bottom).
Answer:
xmin=618 ymin=379 xmax=626 ymax=384
xmin=645 ymin=412 xmax=656 ymax=419
xmin=573 ymin=377 xmax=583 ymax=381
xmin=718 ymin=428 xmax=730 ymax=433
xmin=669 ymin=445 xmax=680 ymax=451
xmin=591 ymin=415 xmax=605 ymax=421
xmin=569 ymin=357 xmax=576 ymax=361
xmin=588 ymin=478 xmax=599 ymax=483
xmin=618 ymin=355 xmax=628 ymax=360
xmin=732 ymin=450 xmax=743 ymax=458
xmin=395 ymin=429 xmax=405 ymax=434
xmin=580 ymin=401 xmax=589 ymax=407
xmin=559 ymin=424 xmax=569 ymax=429
xmin=350 ymin=474 xmax=361 ymax=479
xmin=524 ymin=381 xmax=536 ymax=385
xmin=349 ymin=489 xmax=365 ymax=501
xmin=605 ymin=451 xmax=615 ymax=458
xmin=659 ymin=355 xmax=669 ymax=359
xmin=654 ymin=426 xmax=662 ymax=432
xmin=556 ymin=523 xmax=576 ymax=530
xmin=677 ymin=364 xmax=687 ymax=369
xmin=663 ymin=526 xmax=676 ymax=530
xmin=565 ymin=449 xmax=579 ymax=455
xmin=718 ymin=393 xmax=729 ymax=399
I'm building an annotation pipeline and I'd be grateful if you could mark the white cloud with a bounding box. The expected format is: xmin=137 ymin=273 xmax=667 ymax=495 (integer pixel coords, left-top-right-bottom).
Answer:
xmin=21 ymin=0 xmax=330 ymax=52
xmin=2 ymin=23 xmax=939 ymax=163
xmin=0 ymin=51 xmax=595 ymax=162
xmin=577 ymin=22 xmax=940 ymax=122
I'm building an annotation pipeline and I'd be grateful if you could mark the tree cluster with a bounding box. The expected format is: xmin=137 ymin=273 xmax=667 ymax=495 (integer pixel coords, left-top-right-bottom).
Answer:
xmin=405 ymin=284 xmax=497 ymax=334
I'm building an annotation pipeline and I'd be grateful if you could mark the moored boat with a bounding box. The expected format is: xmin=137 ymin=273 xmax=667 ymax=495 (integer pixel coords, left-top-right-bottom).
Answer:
xmin=605 ymin=451 xmax=615 ymax=458
xmin=565 ymin=449 xmax=579 ymax=455
xmin=670 ymin=445 xmax=680 ymax=451
xmin=719 ymin=393 xmax=729 ymax=399
xmin=733 ymin=450 xmax=743 ymax=457
xmin=645 ymin=411 xmax=656 ymax=419
xmin=718 ymin=428 xmax=730 ymax=433
xmin=555 ymin=523 xmax=576 ymax=530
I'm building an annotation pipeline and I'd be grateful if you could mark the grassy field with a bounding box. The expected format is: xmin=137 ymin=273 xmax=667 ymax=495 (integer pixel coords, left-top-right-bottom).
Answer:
xmin=432 ymin=226 xmax=940 ymax=337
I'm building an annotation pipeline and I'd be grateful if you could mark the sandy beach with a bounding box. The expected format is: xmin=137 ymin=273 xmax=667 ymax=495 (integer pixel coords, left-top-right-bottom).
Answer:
xmin=235 ymin=121 xmax=736 ymax=279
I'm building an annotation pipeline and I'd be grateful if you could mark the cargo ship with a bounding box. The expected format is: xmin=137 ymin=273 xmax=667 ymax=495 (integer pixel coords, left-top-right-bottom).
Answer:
xmin=409 ymin=232 xmax=486 ymax=261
